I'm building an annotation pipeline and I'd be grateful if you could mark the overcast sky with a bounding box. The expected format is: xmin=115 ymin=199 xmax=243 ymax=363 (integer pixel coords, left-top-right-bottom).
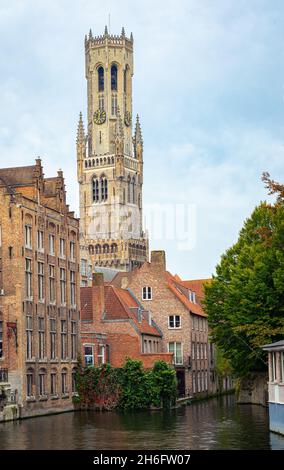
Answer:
xmin=1 ymin=0 xmax=284 ymax=279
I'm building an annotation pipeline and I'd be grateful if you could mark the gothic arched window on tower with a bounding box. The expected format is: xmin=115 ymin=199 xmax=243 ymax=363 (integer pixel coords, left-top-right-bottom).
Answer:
xmin=111 ymin=64 xmax=118 ymax=91
xmin=92 ymin=178 xmax=99 ymax=202
xmin=101 ymin=177 xmax=108 ymax=201
xmin=132 ymin=177 xmax=135 ymax=204
xmin=98 ymin=66 xmax=104 ymax=92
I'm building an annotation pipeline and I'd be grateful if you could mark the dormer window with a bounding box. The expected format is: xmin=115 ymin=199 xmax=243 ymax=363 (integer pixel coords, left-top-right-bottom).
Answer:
xmin=142 ymin=286 xmax=152 ymax=301
xmin=189 ymin=290 xmax=196 ymax=303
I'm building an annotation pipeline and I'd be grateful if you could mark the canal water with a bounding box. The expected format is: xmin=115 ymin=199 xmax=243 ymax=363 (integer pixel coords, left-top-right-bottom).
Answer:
xmin=0 ymin=395 xmax=284 ymax=450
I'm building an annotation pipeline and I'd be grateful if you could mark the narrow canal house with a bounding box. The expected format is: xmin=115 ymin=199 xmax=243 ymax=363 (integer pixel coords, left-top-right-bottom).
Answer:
xmin=263 ymin=340 xmax=284 ymax=435
xmin=80 ymin=272 xmax=173 ymax=368
xmin=0 ymin=159 xmax=80 ymax=420
xmin=111 ymin=250 xmax=214 ymax=397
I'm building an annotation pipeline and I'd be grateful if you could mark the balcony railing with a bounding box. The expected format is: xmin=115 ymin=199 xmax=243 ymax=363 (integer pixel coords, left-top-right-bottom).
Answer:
xmin=0 ymin=369 xmax=8 ymax=382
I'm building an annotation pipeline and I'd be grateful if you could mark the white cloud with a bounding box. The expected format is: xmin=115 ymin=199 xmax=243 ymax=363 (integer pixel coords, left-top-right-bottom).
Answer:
xmin=0 ymin=0 xmax=283 ymax=278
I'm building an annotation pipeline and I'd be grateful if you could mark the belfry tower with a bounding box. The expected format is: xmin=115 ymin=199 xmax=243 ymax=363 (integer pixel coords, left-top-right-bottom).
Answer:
xmin=77 ymin=27 xmax=148 ymax=272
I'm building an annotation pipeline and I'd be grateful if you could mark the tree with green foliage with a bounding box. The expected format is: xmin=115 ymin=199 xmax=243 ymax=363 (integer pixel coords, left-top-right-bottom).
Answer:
xmin=147 ymin=360 xmax=177 ymax=409
xmin=204 ymin=173 xmax=284 ymax=378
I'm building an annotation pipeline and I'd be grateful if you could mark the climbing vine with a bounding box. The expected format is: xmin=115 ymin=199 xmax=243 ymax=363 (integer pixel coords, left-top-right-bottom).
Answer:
xmin=75 ymin=358 xmax=177 ymax=411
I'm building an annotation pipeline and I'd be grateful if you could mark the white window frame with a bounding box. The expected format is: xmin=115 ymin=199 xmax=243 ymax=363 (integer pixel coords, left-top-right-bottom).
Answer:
xmin=37 ymin=230 xmax=44 ymax=253
xmin=38 ymin=262 xmax=44 ymax=302
xmin=168 ymin=315 xmax=181 ymax=329
xmin=168 ymin=341 xmax=183 ymax=365
xmin=98 ymin=344 xmax=105 ymax=366
xmin=142 ymin=286 xmax=152 ymax=301
xmin=84 ymin=345 xmax=94 ymax=366
xmin=59 ymin=238 xmax=66 ymax=259
xmin=49 ymin=234 xmax=55 ymax=256
xmin=70 ymin=241 xmax=76 ymax=261
xmin=25 ymin=225 xmax=32 ymax=249
xmin=25 ymin=258 xmax=33 ymax=299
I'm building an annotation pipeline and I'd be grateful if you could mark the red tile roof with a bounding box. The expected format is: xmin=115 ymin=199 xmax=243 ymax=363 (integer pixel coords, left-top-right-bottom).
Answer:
xmin=164 ymin=272 xmax=207 ymax=317
xmin=81 ymin=283 xmax=161 ymax=337
xmin=181 ymin=278 xmax=212 ymax=300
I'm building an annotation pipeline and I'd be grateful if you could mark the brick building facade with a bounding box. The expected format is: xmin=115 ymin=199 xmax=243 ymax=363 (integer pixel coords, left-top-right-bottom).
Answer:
xmin=112 ymin=251 xmax=215 ymax=397
xmin=80 ymin=273 xmax=172 ymax=369
xmin=0 ymin=159 xmax=80 ymax=420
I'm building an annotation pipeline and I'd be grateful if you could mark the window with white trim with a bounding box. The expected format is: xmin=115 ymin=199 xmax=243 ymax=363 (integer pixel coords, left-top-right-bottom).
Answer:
xmin=70 ymin=241 xmax=76 ymax=261
xmin=50 ymin=319 xmax=56 ymax=360
xmin=25 ymin=258 xmax=32 ymax=299
xmin=84 ymin=345 xmax=94 ymax=366
xmin=25 ymin=225 xmax=32 ymax=249
xmin=37 ymin=230 xmax=44 ymax=252
xmin=38 ymin=262 xmax=44 ymax=301
xmin=98 ymin=345 xmax=105 ymax=366
xmin=142 ymin=286 xmax=152 ymax=300
xmin=168 ymin=342 xmax=183 ymax=365
xmin=168 ymin=315 xmax=181 ymax=329
xmin=59 ymin=238 xmax=65 ymax=259
xmin=26 ymin=316 xmax=33 ymax=359
xmin=60 ymin=268 xmax=66 ymax=305
xmin=49 ymin=234 xmax=55 ymax=255
xmin=49 ymin=265 xmax=56 ymax=303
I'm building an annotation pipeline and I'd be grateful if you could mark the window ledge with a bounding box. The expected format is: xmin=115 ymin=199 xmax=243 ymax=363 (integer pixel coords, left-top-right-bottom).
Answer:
xmin=168 ymin=327 xmax=182 ymax=330
xmin=26 ymin=396 xmax=36 ymax=402
xmin=39 ymin=395 xmax=48 ymax=401
xmin=26 ymin=358 xmax=36 ymax=363
xmin=50 ymin=359 xmax=59 ymax=363
xmin=50 ymin=394 xmax=59 ymax=400
xmin=49 ymin=302 xmax=56 ymax=306
xmin=38 ymin=358 xmax=48 ymax=363
xmin=62 ymin=393 xmax=70 ymax=399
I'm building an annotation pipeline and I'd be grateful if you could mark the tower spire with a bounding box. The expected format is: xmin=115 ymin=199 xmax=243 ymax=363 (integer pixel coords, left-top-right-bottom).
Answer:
xmin=104 ymin=25 xmax=108 ymax=36
xmin=134 ymin=114 xmax=143 ymax=147
xmin=76 ymin=112 xmax=85 ymax=145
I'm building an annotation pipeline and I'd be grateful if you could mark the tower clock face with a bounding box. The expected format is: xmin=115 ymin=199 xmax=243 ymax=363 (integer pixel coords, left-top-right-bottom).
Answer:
xmin=124 ymin=111 xmax=132 ymax=127
xmin=93 ymin=109 xmax=106 ymax=125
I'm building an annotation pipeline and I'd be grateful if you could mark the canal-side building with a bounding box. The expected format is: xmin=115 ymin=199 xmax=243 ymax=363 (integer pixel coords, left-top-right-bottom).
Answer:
xmin=77 ymin=27 xmax=148 ymax=279
xmin=80 ymin=273 xmax=172 ymax=368
xmin=111 ymin=250 xmax=213 ymax=397
xmin=0 ymin=159 xmax=80 ymax=421
xmin=263 ymin=340 xmax=284 ymax=435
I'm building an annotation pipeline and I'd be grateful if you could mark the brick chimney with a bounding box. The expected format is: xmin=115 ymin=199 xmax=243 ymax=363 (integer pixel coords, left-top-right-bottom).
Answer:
xmin=150 ymin=250 xmax=166 ymax=271
xmin=92 ymin=272 xmax=105 ymax=319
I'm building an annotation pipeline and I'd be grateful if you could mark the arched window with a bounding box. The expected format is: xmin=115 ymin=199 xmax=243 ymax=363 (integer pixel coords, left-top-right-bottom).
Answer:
xmin=95 ymin=244 xmax=101 ymax=254
xmin=101 ymin=177 xmax=108 ymax=201
xmin=103 ymin=244 xmax=109 ymax=254
xmin=88 ymin=245 xmax=94 ymax=255
xmin=132 ymin=177 xmax=135 ymax=204
xmin=98 ymin=66 xmax=104 ymax=92
xmin=111 ymin=64 xmax=118 ymax=91
xmin=111 ymin=243 xmax=118 ymax=253
xmin=93 ymin=178 xmax=99 ymax=202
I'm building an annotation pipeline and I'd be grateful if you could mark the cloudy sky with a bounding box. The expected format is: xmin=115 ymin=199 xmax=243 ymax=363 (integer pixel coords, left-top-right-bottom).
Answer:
xmin=1 ymin=0 xmax=284 ymax=279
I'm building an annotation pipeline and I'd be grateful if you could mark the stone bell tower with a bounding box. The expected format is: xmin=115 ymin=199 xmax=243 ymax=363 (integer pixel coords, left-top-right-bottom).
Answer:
xmin=77 ymin=26 xmax=148 ymax=273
